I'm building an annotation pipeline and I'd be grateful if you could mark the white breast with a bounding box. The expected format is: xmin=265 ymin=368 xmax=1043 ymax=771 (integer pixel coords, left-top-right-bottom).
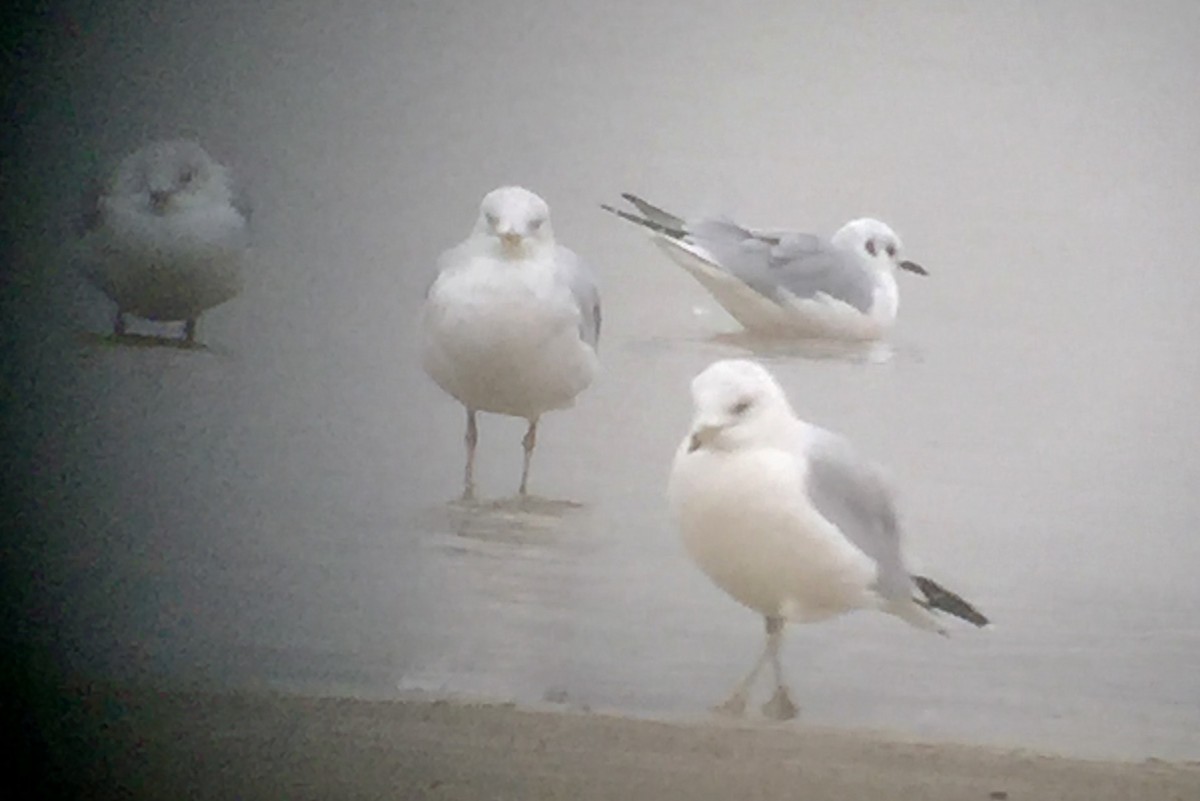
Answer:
xmin=422 ymin=255 xmax=597 ymax=418
xmin=85 ymin=201 xmax=248 ymax=319
xmin=668 ymin=442 xmax=879 ymax=622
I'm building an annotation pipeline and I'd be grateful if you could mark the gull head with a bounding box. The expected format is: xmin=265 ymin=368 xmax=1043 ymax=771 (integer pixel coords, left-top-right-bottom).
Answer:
xmin=686 ymin=359 xmax=794 ymax=453
xmin=474 ymin=186 xmax=555 ymax=258
xmin=832 ymin=218 xmax=927 ymax=276
xmin=112 ymin=139 xmax=233 ymax=216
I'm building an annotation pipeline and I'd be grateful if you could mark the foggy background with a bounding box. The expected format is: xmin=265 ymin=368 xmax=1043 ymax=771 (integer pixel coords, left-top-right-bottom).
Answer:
xmin=4 ymin=1 xmax=1199 ymax=760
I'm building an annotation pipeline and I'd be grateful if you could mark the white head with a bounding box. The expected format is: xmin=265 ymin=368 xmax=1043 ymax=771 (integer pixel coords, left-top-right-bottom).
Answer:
xmin=831 ymin=218 xmax=927 ymax=277
xmin=473 ymin=185 xmax=555 ymax=258
xmin=111 ymin=139 xmax=234 ymax=215
xmin=685 ymin=359 xmax=795 ymax=454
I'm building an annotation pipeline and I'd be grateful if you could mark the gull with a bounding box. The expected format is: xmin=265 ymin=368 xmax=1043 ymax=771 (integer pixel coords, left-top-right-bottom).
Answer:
xmin=421 ymin=186 xmax=601 ymax=499
xmin=668 ymin=359 xmax=987 ymax=720
xmin=78 ymin=139 xmax=250 ymax=344
xmin=602 ymin=193 xmax=927 ymax=340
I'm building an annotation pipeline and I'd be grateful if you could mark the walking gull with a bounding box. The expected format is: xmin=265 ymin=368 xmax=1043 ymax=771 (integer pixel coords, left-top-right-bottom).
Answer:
xmin=602 ymin=193 xmax=926 ymax=340
xmin=422 ymin=186 xmax=601 ymax=499
xmin=78 ymin=139 xmax=250 ymax=344
xmin=668 ymin=359 xmax=987 ymax=720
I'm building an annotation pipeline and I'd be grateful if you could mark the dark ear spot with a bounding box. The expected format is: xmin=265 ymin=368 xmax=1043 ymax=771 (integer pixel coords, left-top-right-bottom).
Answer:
xmin=865 ymin=239 xmax=877 ymax=257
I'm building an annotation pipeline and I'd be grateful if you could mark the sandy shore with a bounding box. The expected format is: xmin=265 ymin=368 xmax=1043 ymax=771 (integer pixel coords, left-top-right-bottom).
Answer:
xmin=20 ymin=686 xmax=1197 ymax=800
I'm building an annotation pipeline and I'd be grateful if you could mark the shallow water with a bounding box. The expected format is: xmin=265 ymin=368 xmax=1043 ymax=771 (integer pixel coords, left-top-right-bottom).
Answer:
xmin=6 ymin=0 xmax=1200 ymax=761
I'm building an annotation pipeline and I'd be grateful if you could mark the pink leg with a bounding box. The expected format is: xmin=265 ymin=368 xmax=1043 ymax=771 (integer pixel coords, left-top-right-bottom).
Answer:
xmin=462 ymin=409 xmax=478 ymax=500
xmin=518 ymin=418 xmax=538 ymax=495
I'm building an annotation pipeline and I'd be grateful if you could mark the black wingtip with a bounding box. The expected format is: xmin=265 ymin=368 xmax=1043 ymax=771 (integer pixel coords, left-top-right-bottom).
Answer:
xmin=599 ymin=203 xmax=647 ymax=226
xmin=913 ymin=575 xmax=989 ymax=627
xmin=619 ymin=193 xmax=685 ymax=228
xmin=599 ymin=202 xmax=684 ymax=238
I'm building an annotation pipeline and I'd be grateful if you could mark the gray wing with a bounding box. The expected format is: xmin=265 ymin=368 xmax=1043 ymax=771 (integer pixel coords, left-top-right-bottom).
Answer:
xmin=557 ymin=246 xmax=601 ymax=349
xmin=803 ymin=432 xmax=913 ymax=601
xmin=74 ymin=185 xmax=103 ymax=286
xmin=229 ymin=177 xmax=253 ymax=224
xmin=77 ymin=174 xmax=107 ymax=237
xmin=686 ymin=218 xmax=876 ymax=314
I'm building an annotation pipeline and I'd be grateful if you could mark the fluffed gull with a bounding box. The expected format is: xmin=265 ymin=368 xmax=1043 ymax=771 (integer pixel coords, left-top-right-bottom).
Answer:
xmin=422 ymin=186 xmax=601 ymax=499
xmin=602 ymin=193 xmax=926 ymax=340
xmin=668 ymin=359 xmax=987 ymax=719
xmin=78 ymin=139 xmax=250 ymax=344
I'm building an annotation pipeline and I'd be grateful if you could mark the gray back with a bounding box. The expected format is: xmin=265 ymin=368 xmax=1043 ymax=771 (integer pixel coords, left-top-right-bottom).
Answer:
xmin=803 ymin=432 xmax=912 ymax=600
xmin=686 ymin=218 xmax=876 ymax=313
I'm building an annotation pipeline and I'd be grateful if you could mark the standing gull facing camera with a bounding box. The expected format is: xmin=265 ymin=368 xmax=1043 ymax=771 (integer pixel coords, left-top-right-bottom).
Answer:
xmin=422 ymin=186 xmax=601 ymax=499
xmin=668 ymin=359 xmax=987 ymax=720
xmin=78 ymin=139 xmax=250 ymax=344
xmin=602 ymin=194 xmax=926 ymax=340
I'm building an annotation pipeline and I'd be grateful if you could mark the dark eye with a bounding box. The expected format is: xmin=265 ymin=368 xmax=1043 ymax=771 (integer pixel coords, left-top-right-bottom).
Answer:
xmin=731 ymin=399 xmax=752 ymax=416
xmin=179 ymin=167 xmax=196 ymax=185
xmin=485 ymin=212 xmax=499 ymax=227
xmin=865 ymin=239 xmax=877 ymax=257
xmin=529 ymin=218 xmax=544 ymax=231
xmin=885 ymin=242 xmax=897 ymax=258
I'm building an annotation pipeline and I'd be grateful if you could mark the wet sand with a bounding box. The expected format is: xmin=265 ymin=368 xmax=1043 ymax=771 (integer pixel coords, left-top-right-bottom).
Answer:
xmin=43 ymin=687 xmax=1200 ymax=800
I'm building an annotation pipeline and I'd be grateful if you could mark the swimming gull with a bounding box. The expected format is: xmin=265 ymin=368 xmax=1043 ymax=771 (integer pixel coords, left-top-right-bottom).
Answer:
xmin=602 ymin=193 xmax=926 ymax=340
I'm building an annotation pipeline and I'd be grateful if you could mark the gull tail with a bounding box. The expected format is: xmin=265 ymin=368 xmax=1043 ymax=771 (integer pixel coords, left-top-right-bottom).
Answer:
xmin=600 ymin=194 xmax=687 ymax=239
xmin=913 ymin=575 xmax=990 ymax=627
